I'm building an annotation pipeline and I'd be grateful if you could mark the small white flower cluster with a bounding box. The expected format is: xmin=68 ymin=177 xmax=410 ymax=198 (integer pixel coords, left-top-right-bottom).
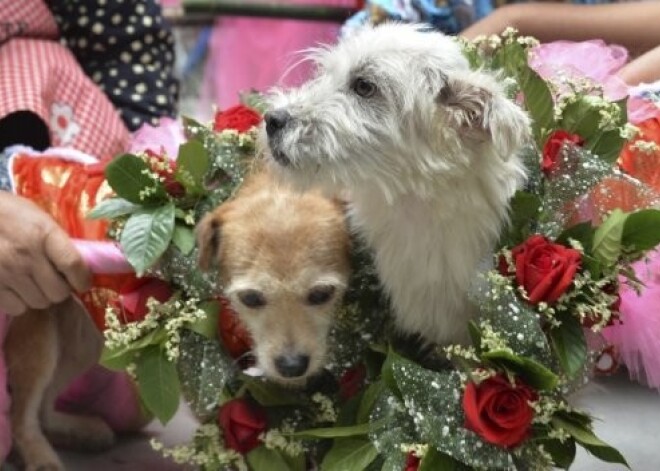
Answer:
xmin=399 ymin=443 xmax=428 ymax=458
xmin=104 ymin=296 xmax=208 ymax=361
xmin=479 ymin=320 xmax=514 ymax=355
xmin=311 ymin=392 xmax=338 ymax=424
xmin=151 ymin=424 xmax=247 ymax=470
xmin=530 ymin=396 xmax=571 ymax=426
xmin=444 ymin=344 xmax=480 ymax=363
xmin=631 ymin=139 xmax=660 ymax=154
xmin=138 ymin=166 xmax=164 ymax=201
xmin=260 ymin=422 xmax=305 ymax=457
xmin=620 ymin=123 xmax=641 ymax=141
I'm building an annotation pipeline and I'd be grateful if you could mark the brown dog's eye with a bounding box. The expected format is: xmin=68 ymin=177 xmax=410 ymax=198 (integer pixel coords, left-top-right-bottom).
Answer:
xmin=307 ymin=285 xmax=336 ymax=306
xmin=352 ymin=78 xmax=377 ymax=98
xmin=238 ymin=290 xmax=267 ymax=309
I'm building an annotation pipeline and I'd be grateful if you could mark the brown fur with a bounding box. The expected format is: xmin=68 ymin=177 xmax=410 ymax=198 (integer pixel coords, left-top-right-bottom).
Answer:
xmin=5 ymin=298 xmax=116 ymax=470
xmin=197 ymin=170 xmax=351 ymax=384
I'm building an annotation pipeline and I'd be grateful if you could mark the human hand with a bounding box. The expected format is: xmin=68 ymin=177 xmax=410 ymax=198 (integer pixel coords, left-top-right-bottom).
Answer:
xmin=0 ymin=192 xmax=90 ymax=315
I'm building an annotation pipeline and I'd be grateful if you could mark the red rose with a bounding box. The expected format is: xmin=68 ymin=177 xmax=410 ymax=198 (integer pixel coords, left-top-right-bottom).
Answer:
xmin=218 ymin=398 xmax=268 ymax=454
xmin=213 ymin=105 xmax=262 ymax=133
xmin=463 ymin=374 xmax=538 ymax=449
xmin=404 ymin=452 xmax=420 ymax=471
xmin=117 ymin=277 xmax=174 ymax=323
xmin=339 ymin=364 xmax=367 ymax=401
xmin=542 ymin=130 xmax=584 ymax=175
xmin=508 ymin=235 xmax=581 ymax=305
xmin=144 ymin=149 xmax=185 ymax=197
xmin=218 ymin=296 xmax=253 ymax=359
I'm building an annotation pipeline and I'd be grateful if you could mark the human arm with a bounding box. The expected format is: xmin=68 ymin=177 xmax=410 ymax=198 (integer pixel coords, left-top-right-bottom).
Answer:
xmin=0 ymin=192 xmax=90 ymax=316
xmin=462 ymin=2 xmax=660 ymax=56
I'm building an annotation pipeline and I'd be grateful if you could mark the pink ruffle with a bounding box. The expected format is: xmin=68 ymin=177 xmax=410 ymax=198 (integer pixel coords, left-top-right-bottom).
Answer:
xmin=529 ymin=40 xmax=629 ymax=100
xmin=604 ymin=250 xmax=660 ymax=390
xmin=128 ymin=117 xmax=186 ymax=161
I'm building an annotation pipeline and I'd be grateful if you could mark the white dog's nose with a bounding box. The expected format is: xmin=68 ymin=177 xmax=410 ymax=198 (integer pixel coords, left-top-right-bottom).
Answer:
xmin=265 ymin=109 xmax=291 ymax=137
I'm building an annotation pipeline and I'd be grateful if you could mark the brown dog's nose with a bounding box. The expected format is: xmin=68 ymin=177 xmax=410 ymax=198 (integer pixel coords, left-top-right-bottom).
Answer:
xmin=274 ymin=353 xmax=309 ymax=378
xmin=265 ymin=109 xmax=291 ymax=137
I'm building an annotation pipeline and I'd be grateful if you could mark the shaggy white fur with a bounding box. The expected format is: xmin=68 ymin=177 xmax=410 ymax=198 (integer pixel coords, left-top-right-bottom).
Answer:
xmin=262 ymin=24 xmax=530 ymax=344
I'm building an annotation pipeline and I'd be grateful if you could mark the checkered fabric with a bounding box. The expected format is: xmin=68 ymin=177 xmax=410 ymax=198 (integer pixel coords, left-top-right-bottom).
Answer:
xmin=0 ymin=0 xmax=58 ymax=43
xmin=0 ymin=1 xmax=129 ymax=161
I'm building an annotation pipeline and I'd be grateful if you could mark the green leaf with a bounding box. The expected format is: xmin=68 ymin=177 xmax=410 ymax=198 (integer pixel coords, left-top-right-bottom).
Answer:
xmin=99 ymin=347 xmax=135 ymax=371
xmin=175 ymin=140 xmax=210 ymax=195
xmin=243 ymin=377 xmax=303 ymax=407
xmin=247 ymin=445 xmax=299 ymax=471
xmin=172 ymin=224 xmax=196 ymax=255
xmin=357 ymin=381 xmax=385 ymax=424
xmin=540 ymin=438 xmax=577 ymax=470
xmin=559 ymin=99 xmax=602 ymax=141
xmin=418 ymin=447 xmax=463 ymax=471
xmin=87 ymin=198 xmax=140 ymax=220
xmin=187 ymin=300 xmax=219 ymax=339
xmin=380 ymin=348 xmax=404 ymax=399
xmin=500 ymin=191 xmax=542 ymax=247
xmin=105 ymin=153 xmax=166 ymax=204
xmin=320 ymin=438 xmax=379 ymax=471
xmin=549 ymin=312 xmax=587 ymax=378
xmin=552 ymin=416 xmax=629 ymax=468
xmin=556 ymin=222 xmax=594 ymax=253
xmin=592 ymin=208 xmax=628 ymax=266
xmin=337 ymin=392 xmax=364 ymax=427
xmin=120 ymin=203 xmax=176 ymax=276
xmin=519 ymin=68 xmax=555 ymax=147
xmin=135 ymin=345 xmax=181 ymax=424
xmin=589 ymin=128 xmax=626 ymax=164
xmin=100 ymin=328 xmax=168 ymax=367
xmin=481 ymin=350 xmax=558 ymax=391
xmin=291 ymin=422 xmax=373 ymax=439
xmin=622 ymin=209 xmax=660 ymax=253
xmin=467 ymin=321 xmax=482 ymax=354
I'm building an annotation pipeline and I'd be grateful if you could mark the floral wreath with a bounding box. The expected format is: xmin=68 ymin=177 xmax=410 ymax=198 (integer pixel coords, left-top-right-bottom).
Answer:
xmin=90 ymin=31 xmax=660 ymax=471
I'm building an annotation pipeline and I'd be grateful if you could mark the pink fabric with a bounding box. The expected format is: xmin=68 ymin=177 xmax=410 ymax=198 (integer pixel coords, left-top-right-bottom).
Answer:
xmin=73 ymin=240 xmax=133 ymax=274
xmin=202 ymin=0 xmax=354 ymax=110
xmin=603 ymin=250 xmax=660 ymax=390
xmin=55 ymin=366 xmax=146 ymax=433
xmin=529 ymin=40 xmax=629 ymax=100
xmin=529 ymin=40 xmax=660 ymax=124
xmin=129 ymin=117 xmax=186 ymax=160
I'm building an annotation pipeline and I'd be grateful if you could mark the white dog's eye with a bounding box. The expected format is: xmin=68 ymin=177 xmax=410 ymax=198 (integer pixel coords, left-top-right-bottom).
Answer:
xmin=238 ymin=290 xmax=267 ymax=309
xmin=352 ymin=78 xmax=377 ymax=98
xmin=307 ymin=285 xmax=336 ymax=306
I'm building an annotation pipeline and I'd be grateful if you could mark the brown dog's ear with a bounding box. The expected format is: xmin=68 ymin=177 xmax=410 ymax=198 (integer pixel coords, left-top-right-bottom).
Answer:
xmin=437 ymin=71 xmax=530 ymax=160
xmin=196 ymin=212 xmax=223 ymax=271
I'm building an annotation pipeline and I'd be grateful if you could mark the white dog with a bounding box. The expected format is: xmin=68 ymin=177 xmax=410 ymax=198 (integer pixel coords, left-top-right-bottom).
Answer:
xmin=262 ymin=24 xmax=530 ymax=344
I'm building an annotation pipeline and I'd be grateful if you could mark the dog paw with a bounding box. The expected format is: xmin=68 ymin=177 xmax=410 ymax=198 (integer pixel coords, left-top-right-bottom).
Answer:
xmin=46 ymin=416 xmax=115 ymax=452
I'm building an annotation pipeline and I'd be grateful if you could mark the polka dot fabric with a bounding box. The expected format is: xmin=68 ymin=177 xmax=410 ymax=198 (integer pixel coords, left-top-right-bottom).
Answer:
xmin=47 ymin=0 xmax=179 ymax=131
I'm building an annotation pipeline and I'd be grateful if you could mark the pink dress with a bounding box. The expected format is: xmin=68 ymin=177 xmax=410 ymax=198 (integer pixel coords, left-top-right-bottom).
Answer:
xmin=201 ymin=0 xmax=355 ymax=111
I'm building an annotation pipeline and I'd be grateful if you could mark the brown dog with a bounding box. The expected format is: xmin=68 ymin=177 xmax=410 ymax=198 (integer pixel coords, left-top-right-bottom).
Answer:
xmin=5 ymin=298 xmax=115 ymax=470
xmin=197 ymin=170 xmax=351 ymax=385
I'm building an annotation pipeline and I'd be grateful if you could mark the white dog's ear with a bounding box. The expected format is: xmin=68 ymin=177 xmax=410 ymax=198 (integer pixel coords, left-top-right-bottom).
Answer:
xmin=196 ymin=212 xmax=223 ymax=271
xmin=437 ymin=71 xmax=530 ymax=159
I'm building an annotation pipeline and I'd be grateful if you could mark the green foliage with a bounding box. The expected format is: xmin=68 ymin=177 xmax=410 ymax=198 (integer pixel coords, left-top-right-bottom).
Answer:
xmin=419 ymin=448 xmax=466 ymax=471
xmin=541 ymin=438 xmax=577 ymax=470
xmin=552 ymin=416 xmax=629 ymax=468
xmin=292 ymin=422 xmax=372 ymax=439
xmin=518 ymin=67 xmax=555 ymax=147
xmin=120 ymin=203 xmax=176 ymax=276
xmin=548 ymin=312 xmax=587 ymax=379
xmin=175 ymin=140 xmax=210 ymax=196
xmin=135 ymin=345 xmax=181 ymax=424
xmin=243 ymin=377 xmax=305 ymax=408
xmin=592 ymin=209 xmax=628 ymax=266
xmin=172 ymin=224 xmax=196 ymax=255
xmin=622 ymin=209 xmax=660 ymax=255
xmin=187 ymin=300 xmax=219 ymax=339
xmin=481 ymin=350 xmax=558 ymax=391
xmin=105 ymin=153 xmax=166 ymax=204
xmin=247 ymin=446 xmax=303 ymax=471
xmin=320 ymin=438 xmax=379 ymax=471
xmin=87 ymin=198 xmax=140 ymax=220
xmin=500 ymin=191 xmax=542 ymax=247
